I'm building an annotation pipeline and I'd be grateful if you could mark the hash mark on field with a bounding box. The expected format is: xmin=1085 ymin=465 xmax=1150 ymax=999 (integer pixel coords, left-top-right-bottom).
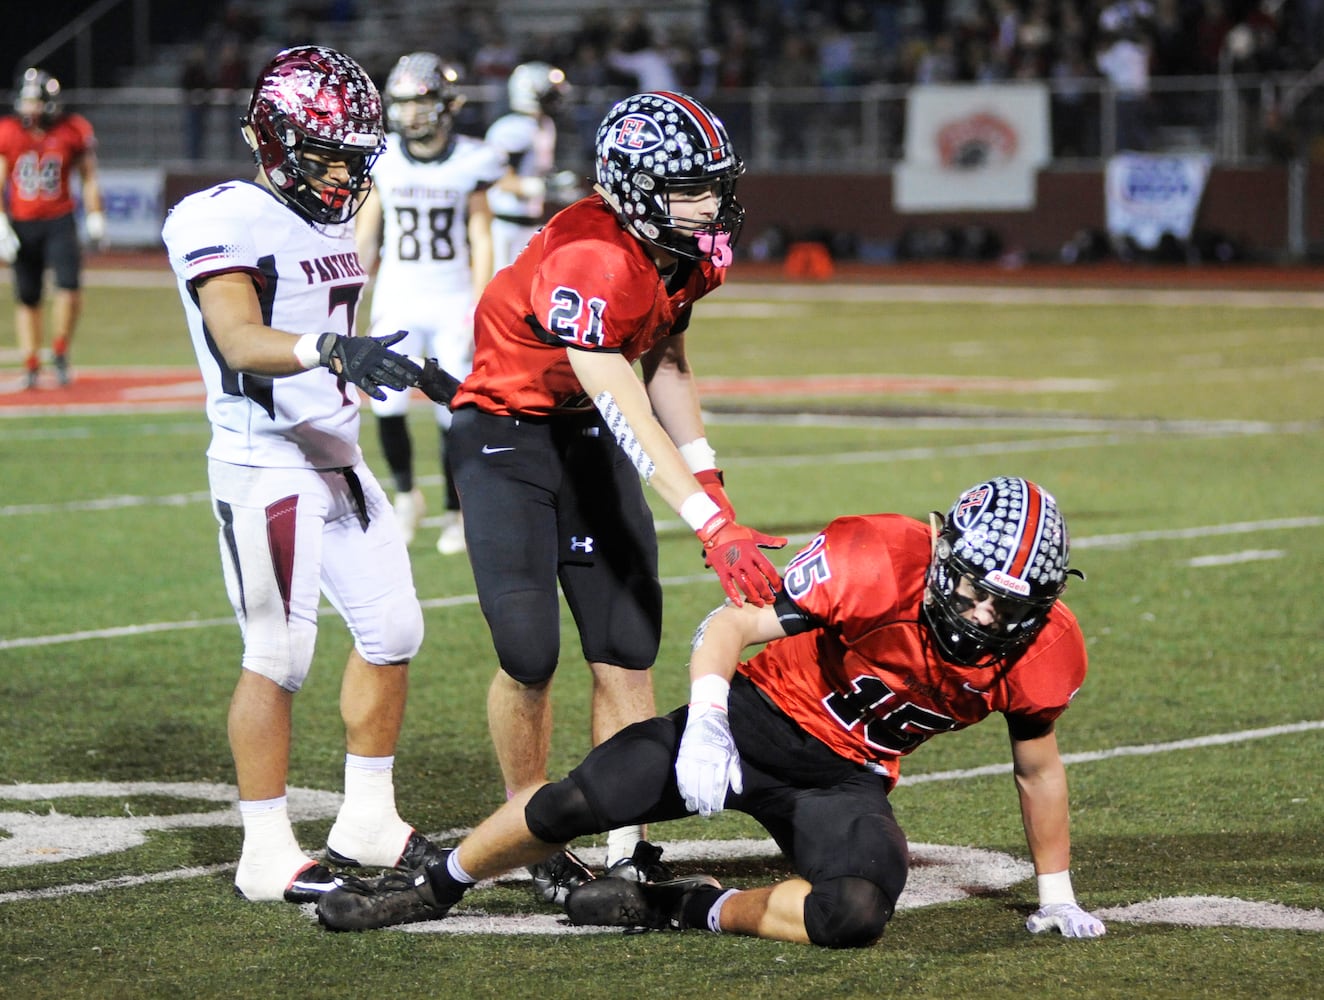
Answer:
xmin=1185 ymin=549 xmax=1285 ymax=567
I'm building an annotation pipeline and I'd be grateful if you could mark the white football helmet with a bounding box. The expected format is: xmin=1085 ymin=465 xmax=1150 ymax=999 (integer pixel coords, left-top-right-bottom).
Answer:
xmin=507 ymin=62 xmax=566 ymax=116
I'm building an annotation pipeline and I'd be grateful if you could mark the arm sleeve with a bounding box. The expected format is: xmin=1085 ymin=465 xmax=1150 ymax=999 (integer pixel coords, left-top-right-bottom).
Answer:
xmin=773 ymin=588 xmax=821 ymax=636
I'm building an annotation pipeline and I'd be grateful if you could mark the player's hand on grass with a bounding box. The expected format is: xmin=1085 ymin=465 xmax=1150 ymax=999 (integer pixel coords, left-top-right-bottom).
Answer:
xmin=1026 ymin=902 xmax=1106 ymax=938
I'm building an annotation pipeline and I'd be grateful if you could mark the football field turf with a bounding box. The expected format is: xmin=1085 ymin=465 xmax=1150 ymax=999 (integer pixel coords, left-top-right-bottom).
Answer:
xmin=1 ymin=268 xmax=1321 ymax=998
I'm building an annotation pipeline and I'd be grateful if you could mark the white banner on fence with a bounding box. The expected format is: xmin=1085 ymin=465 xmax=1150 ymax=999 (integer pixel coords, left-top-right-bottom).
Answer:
xmin=894 ymin=83 xmax=1050 ymax=213
xmin=1105 ymin=153 xmax=1212 ymax=249
xmin=91 ymin=167 xmax=167 ymax=248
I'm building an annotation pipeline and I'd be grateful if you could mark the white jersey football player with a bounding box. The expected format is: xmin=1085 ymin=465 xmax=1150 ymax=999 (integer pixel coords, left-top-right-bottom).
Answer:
xmin=161 ymin=46 xmax=444 ymax=906
xmin=484 ymin=61 xmax=568 ymax=271
xmin=357 ymin=52 xmax=506 ymax=555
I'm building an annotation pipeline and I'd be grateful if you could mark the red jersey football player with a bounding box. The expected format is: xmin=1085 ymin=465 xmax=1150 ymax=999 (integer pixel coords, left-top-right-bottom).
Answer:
xmin=414 ymin=91 xmax=786 ymax=897
xmin=0 ymin=68 xmax=105 ymax=388
xmin=317 ymin=476 xmax=1107 ymax=947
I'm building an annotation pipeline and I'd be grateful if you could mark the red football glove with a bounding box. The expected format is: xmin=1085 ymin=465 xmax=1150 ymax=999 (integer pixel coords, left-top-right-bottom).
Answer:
xmin=694 ymin=468 xmax=735 ymax=521
xmin=696 ymin=513 xmax=788 ymax=608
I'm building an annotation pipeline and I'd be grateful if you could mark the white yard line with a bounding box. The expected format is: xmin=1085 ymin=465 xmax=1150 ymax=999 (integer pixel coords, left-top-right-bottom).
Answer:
xmin=1 ymin=517 xmax=1320 ymax=652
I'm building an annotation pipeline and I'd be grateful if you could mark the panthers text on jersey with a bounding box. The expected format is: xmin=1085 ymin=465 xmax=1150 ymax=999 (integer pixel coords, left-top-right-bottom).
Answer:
xmin=0 ymin=113 xmax=96 ymax=221
xmin=449 ymin=195 xmax=726 ymax=417
xmin=370 ymin=132 xmax=506 ymax=303
xmin=161 ymin=180 xmax=371 ymax=470
xmin=742 ymin=513 xmax=1088 ymax=789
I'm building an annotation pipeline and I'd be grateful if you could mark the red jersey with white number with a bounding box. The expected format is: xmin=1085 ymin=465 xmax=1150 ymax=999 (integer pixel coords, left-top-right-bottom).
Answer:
xmin=0 ymin=113 xmax=96 ymax=221
xmin=450 ymin=195 xmax=725 ymax=416
xmin=740 ymin=513 xmax=1087 ymax=789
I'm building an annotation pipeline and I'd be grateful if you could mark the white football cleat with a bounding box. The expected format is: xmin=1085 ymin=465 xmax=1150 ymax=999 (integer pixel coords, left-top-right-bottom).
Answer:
xmin=436 ymin=511 xmax=466 ymax=556
xmin=393 ymin=489 xmax=425 ymax=546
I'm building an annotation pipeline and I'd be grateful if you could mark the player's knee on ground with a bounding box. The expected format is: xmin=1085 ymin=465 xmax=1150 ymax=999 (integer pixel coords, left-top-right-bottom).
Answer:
xmin=488 ymin=590 xmax=560 ymax=685
xmin=524 ymin=779 xmax=599 ymax=844
xmin=354 ymin=595 xmax=424 ymax=664
xmin=803 ymin=875 xmax=898 ymax=949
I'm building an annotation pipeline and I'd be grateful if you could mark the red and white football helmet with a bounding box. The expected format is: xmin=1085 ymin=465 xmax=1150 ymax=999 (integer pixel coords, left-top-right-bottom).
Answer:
xmin=241 ymin=46 xmax=384 ymax=225
xmin=594 ymin=91 xmax=745 ymax=265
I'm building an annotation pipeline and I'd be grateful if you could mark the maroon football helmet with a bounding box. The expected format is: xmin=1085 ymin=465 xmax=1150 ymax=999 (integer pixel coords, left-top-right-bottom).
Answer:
xmin=242 ymin=46 xmax=384 ymax=224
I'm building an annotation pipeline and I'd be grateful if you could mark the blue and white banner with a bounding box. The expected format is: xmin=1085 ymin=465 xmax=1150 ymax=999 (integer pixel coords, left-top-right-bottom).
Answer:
xmin=1105 ymin=153 xmax=1212 ymax=249
xmin=89 ymin=167 xmax=166 ymax=248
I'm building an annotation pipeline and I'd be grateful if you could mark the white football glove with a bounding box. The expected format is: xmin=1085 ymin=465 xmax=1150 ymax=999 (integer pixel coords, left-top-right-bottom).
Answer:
xmin=1026 ymin=902 xmax=1107 ymax=938
xmin=675 ymin=703 xmax=742 ymax=817
xmin=84 ymin=210 xmax=107 ymax=246
xmin=0 ymin=215 xmax=18 ymax=264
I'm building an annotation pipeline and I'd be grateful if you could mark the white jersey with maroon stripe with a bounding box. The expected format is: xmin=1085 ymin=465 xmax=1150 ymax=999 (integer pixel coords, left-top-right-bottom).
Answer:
xmin=162 ymin=180 xmax=369 ymax=470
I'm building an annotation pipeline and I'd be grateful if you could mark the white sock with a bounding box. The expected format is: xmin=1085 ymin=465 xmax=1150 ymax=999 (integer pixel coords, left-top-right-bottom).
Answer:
xmin=326 ymin=755 xmax=412 ymax=866
xmin=605 ymin=825 xmax=644 ymax=867
xmin=238 ymin=796 xmax=301 ymax=854
xmin=234 ymin=796 xmax=313 ymax=900
xmin=447 ymin=850 xmax=477 ymax=885
xmin=709 ymin=888 xmax=739 ymax=933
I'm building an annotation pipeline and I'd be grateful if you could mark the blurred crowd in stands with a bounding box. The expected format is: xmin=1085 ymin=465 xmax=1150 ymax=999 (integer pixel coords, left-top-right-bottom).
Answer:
xmin=171 ymin=0 xmax=1321 ymax=167
xmin=189 ymin=0 xmax=1321 ymax=99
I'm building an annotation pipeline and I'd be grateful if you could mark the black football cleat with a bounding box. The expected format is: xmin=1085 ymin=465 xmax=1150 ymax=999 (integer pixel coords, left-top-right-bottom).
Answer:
xmin=316 ymin=854 xmax=463 ymax=932
xmin=282 ymin=863 xmax=343 ymax=903
xmin=326 ymin=829 xmax=448 ymax=870
xmin=527 ymin=848 xmax=595 ymax=906
xmin=565 ymin=873 xmax=722 ymax=931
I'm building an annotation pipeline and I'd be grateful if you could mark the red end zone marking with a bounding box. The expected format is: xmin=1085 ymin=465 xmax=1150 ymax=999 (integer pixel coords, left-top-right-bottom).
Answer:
xmin=1 ymin=369 xmax=1086 ymax=416
xmin=0 ymin=368 xmax=206 ymax=414
xmin=695 ymin=374 xmax=1088 ymax=395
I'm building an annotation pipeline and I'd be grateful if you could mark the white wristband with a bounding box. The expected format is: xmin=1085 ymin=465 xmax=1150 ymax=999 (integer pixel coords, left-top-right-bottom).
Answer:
xmin=680 ymin=492 xmax=722 ymax=532
xmin=689 ymin=674 xmax=730 ymax=712
xmin=1036 ymin=870 xmax=1076 ymax=907
xmin=293 ymin=333 xmax=324 ymax=370
xmin=678 ymin=437 xmax=718 ymax=474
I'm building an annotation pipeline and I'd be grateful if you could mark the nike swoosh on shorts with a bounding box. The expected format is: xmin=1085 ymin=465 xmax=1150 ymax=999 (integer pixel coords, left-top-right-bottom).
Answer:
xmin=482 ymin=445 xmax=516 ymax=454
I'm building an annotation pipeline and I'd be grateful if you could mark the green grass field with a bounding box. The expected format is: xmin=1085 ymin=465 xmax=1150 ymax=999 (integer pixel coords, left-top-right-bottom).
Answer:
xmin=1 ymin=274 xmax=1321 ymax=999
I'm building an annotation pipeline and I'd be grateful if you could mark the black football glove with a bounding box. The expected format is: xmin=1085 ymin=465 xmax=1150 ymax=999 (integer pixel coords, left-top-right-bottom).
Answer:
xmin=317 ymin=330 xmax=421 ymax=401
xmin=417 ymin=358 xmax=462 ymax=406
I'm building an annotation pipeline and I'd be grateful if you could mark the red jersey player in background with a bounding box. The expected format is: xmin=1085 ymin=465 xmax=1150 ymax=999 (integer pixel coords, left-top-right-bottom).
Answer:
xmin=408 ymin=91 xmax=786 ymax=903
xmin=0 ymin=68 xmax=105 ymax=388
xmin=317 ymin=476 xmax=1107 ymax=948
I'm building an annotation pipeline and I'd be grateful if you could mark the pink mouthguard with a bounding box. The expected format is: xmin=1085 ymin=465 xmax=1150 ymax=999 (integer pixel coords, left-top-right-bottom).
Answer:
xmin=696 ymin=231 xmax=733 ymax=268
